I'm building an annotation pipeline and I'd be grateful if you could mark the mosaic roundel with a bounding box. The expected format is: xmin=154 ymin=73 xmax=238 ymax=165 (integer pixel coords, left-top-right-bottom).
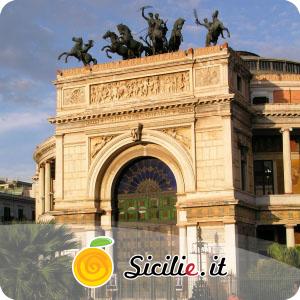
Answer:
xmin=116 ymin=157 xmax=177 ymax=195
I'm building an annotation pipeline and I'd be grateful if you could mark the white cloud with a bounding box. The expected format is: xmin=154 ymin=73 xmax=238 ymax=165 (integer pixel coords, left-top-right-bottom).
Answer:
xmin=0 ymin=111 xmax=49 ymax=134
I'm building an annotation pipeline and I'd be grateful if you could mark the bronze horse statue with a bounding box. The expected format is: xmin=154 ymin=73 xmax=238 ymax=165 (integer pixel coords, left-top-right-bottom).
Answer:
xmin=58 ymin=37 xmax=83 ymax=63
xmin=81 ymin=40 xmax=97 ymax=66
xmin=117 ymin=24 xmax=151 ymax=58
xmin=102 ymin=31 xmax=129 ymax=60
xmin=58 ymin=37 xmax=97 ymax=66
xmin=168 ymin=18 xmax=185 ymax=52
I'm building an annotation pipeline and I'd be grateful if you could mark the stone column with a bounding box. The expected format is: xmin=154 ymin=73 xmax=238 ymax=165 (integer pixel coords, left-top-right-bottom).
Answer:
xmin=286 ymin=225 xmax=296 ymax=248
xmin=55 ymin=135 xmax=64 ymax=201
xmin=224 ymin=223 xmax=239 ymax=276
xmin=45 ymin=161 xmax=51 ymax=212
xmin=222 ymin=115 xmax=234 ymax=189
xmin=179 ymin=226 xmax=187 ymax=258
xmin=105 ymin=228 xmax=114 ymax=258
xmin=101 ymin=210 xmax=114 ymax=258
xmin=38 ymin=165 xmax=45 ymax=217
xmin=280 ymin=128 xmax=293 ymax=194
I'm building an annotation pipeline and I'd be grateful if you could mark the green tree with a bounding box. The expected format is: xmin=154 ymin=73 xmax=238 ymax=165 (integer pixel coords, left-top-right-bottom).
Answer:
xmin=0 ymin=224 xmax=84 ymax=300
xmin=189 ymin=279 xmax=212 ymax=300
xmin=267 ymin=243 xmax=300 ymax=267
xmin=242 ymin=243 xmax=300 ymax=300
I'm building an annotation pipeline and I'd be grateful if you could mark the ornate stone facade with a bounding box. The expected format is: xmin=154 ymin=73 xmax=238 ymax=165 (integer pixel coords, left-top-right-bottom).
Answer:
xmin=90 ymin=72 xmax=189 ymax=104
xmin=90 ymin=136 xmax=114 ymax=159
xmin=34 ymin=44 xmax=300 ymax=281
xmin=63 ymin=87 xmax=85 ymax=106
xmin=195 ymin=66 xmax=220 ymax=87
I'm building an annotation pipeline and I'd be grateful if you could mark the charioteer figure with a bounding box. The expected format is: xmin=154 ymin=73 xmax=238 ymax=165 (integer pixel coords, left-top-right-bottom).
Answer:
xmin=102 ymin=5 xmax=185 ymax=60
xmin=141 ymin=6 xmax=168 ymax=54
xmin=194 ymin=9 xmax=230 ymax=47
xmin=141 ymin=7 xmax=155 ymax=45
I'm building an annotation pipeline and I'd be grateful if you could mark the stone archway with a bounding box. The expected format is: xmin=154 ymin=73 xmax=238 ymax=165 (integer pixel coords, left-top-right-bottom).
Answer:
xmin=111 ymin=156 xmax=180 ymax=299
xmin=87 ymin=129 xmax=195 ymax=223
xmin=87 ymin=130 xmax=194 ymax=299
xmin=111 ymin=155 xmax=179 ymax=264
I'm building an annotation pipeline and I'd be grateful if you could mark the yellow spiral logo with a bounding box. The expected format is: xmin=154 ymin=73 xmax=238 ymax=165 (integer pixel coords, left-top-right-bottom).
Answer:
xmin=72 ymin=237 xmax=114 ymax=288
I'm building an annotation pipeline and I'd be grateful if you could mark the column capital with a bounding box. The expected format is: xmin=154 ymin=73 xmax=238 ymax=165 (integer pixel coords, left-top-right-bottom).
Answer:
xmin=280 ymin=127 xmax=293 ymax=133
xmin=285 ymin=224 xmax=297 ymax=228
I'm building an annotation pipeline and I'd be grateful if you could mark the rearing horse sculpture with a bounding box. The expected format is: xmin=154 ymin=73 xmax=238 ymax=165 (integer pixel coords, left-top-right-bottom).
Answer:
xmin=81 ymin=40 xmax=97 ymax=66
xmin=58 ymin=37 xmax=83 ymax=63
xmin=117 ymin=24 xmax=147 ymax=58
xmin=102 ymin=31 xmax=129 ymax=60
xmin=58 ymin=37 xmax=97 ymax=66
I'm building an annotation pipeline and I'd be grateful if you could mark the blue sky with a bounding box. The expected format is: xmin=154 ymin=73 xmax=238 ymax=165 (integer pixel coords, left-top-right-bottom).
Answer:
xmin=0 ymin=0 xmax=299 ymax=182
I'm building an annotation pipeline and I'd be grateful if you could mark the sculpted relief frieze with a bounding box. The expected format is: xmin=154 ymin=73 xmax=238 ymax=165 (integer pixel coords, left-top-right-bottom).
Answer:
xmin=161 ymin=127 xmax=191 ymax=150
xmin=90 ymin=72 xmax=190 ymax=104
xmin=195 ymin=66 xmax=220 ymax=87
xmin=63 ymin=87 xmax=85 ymax=106
xmin=90 ymin=136 xmax=114 ymax=160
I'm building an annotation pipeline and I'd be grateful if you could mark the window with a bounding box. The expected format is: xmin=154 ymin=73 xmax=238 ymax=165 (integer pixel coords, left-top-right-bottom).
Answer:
xmin=237 ymin=75 xmax=242 ymax=92
xmin=4 ymin=207 xmax=11 ymax=222
xmin=252 ymin=97 xmax=269 ymax=105
xmin=115 ymin=157 xmax=177 ymax=224
xmin=18 ymin=209 xmax=24 ymax=220
xmin=240 ymin=146 xmax=248 ymax=191
xmin=253 ymin=135 xmax=282 ymax=153
xmin=254 ymin=160 xmax=274 ymax=196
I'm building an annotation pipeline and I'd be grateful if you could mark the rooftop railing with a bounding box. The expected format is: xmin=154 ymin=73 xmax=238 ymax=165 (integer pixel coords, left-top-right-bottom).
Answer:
xmin=242 ymin=56 xmax=300 ymax=74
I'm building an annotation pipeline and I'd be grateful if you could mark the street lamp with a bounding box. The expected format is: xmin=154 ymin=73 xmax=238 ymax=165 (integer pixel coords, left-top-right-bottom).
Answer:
xmin=190 ymin=226 xmax=209 ymax=277
xmin=264 ymin=167 xmax=273 ymax=195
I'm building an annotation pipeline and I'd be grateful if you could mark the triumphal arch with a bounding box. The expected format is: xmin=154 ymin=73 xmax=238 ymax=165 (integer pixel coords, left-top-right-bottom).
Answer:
xmin=33 ymin=44 xmax=252 ymax=279
xmin=32 ymin=2 xmax=300 ymax=296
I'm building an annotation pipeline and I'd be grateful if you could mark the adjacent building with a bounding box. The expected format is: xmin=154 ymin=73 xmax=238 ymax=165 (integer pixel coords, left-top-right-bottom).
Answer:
xmin=0 ymin=179 xmax=35 ymax=223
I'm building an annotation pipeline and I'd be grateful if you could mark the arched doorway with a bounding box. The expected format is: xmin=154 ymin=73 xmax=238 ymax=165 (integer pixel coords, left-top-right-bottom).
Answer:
xmin=113 ymin=157 xmax=177 ymax=225
xmin=111 ymin=157 xmax=179 ymax=299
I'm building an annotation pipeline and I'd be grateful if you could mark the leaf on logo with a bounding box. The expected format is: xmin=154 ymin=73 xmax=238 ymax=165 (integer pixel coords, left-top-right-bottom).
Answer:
xmin=90 ymin=236 xmax=114 ymax=248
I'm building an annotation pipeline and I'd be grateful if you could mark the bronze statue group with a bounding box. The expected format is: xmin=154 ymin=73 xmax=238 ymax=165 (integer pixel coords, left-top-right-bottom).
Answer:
xmin=58 ymin=7 xmax=230 ymax=66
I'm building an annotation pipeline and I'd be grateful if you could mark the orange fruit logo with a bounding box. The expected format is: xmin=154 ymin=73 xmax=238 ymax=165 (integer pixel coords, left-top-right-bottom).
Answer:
xmin=72 ymin=236 xmax=114 ymax=288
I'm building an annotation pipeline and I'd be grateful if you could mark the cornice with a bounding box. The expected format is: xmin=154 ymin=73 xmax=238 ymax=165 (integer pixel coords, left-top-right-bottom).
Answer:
xmin=253 ymin=73 xmax=300 ymax=82
xmin=33 ymin=136 xmax=56 ymax=163
xmin=253 ymin=104 xmax=300 ymax=117
xmin=49 ymin=94 xmax=239 ymax=125
xmin=55 ymin=44 xmax=229 ymax=82
xmin=49 ymin=102 xmax=196 ymax=125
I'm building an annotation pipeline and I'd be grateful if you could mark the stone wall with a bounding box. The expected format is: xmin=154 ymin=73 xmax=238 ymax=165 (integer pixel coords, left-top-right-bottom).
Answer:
xmin=63 ymin=142 xmax=87 ymax=200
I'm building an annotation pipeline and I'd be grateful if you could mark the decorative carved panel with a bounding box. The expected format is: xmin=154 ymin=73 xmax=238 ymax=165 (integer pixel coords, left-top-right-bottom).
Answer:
xmin=162 ymin=127 xmax=191 ymax=150
xmin=195 ymin=66 xmax=220 ymax=87
xmin=90 ymin=136 xmax=114 ymax=160
xmin=63 ymin=88 xmax=85 ymax=106
xmin=90 ymin=72 xmax=189 ymax=104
